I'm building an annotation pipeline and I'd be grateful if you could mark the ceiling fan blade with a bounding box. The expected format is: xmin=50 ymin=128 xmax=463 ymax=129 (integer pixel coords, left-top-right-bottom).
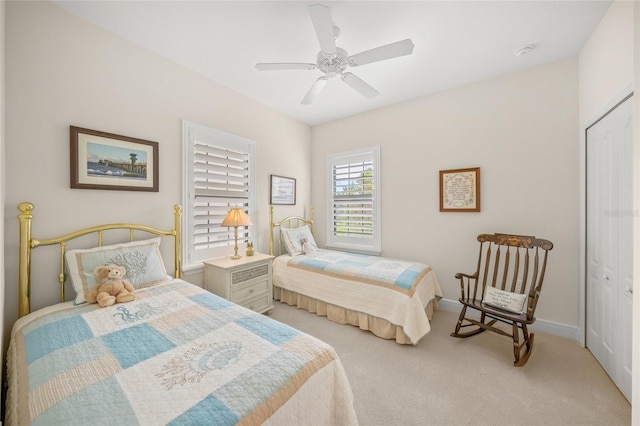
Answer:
xmin=301 ymin=76 xmax=329 ymax=105
xmin=349 ymin=39 xmax=415 ymax=66
xmin=308 ymin=4 xmax=336 ymax=55
xmin=341 ymin=72 xmax=379 ymax=99
xmin=255 ymin=63 xmax=317 ymax=71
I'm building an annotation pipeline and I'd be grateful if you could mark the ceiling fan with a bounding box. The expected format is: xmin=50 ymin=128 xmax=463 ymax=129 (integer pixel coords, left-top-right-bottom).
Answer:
xmin=255 ymin=3 xmax=414 ymax=105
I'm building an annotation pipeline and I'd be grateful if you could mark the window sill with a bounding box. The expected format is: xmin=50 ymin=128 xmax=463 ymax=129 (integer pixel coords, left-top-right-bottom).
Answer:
xmin=325 ymin=244 xmax=381 ymax=256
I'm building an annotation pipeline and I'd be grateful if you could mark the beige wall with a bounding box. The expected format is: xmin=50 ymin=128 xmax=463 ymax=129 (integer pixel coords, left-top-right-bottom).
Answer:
xmin=3 ymin=1 xmax=311 ymax=338
xmin=579 ymin=0 xmax=634 ymax=124
xmin=311 ymin=57 xmax=580 ymax=328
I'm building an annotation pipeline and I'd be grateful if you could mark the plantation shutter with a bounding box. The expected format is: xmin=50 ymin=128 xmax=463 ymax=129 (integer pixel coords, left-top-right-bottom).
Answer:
xmin=332 ymin=154 xmax=374 ymax=238
xmin=327 ymin=146 xmax=381 ymax=254
xmin=193 ymin=142 xmax=251 ymax=252
xmin=183 ymin=121 xmax=255 ymax=267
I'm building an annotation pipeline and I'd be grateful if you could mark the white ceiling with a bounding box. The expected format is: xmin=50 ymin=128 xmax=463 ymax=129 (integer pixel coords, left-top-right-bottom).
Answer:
xmin=51 ymin=1 xmax=611 ymax=126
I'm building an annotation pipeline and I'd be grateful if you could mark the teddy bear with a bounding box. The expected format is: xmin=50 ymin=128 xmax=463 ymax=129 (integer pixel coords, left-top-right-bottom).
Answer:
xmin=87 ymin=264 xmax=136 ymax=308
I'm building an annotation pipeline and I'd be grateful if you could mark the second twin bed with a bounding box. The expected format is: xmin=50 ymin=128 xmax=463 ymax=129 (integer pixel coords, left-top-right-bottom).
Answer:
xmin=269 ymin=207 xmax=442 ymax=345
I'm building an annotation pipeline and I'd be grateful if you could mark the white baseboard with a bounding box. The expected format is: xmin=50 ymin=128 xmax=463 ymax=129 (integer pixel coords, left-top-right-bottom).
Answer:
xmin=438 ymin=298 xmax=579 ymax=341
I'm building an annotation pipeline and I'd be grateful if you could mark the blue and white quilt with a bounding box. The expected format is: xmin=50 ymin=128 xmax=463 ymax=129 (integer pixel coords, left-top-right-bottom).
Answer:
xmin=6 ymin=279 xmax=357 ymax=426
xmin=287 ymin=250 xmax=431 ymax=296
xmin=274 ymin=250 xmax=443 ymax=345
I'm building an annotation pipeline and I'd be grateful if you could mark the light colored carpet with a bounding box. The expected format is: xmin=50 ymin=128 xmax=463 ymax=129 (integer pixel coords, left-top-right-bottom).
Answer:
xmin=269 ymin=302 xmax=631 ymax=426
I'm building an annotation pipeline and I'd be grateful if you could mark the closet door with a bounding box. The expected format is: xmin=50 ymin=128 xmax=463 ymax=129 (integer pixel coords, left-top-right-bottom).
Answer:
xmin=586 ymin=95 xmax=633 ymax=401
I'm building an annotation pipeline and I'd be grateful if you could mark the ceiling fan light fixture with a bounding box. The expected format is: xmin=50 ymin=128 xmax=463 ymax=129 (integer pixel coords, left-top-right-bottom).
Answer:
xmin=317 ymin=47 xmax=349 ymax=77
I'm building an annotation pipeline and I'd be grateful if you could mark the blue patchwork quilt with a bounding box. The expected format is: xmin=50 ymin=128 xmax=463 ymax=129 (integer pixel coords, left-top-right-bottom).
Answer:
xmin=287 ymin=250 xmax=431 ymax=296
xmin=6 ymin=280 xmax=357 ymax=425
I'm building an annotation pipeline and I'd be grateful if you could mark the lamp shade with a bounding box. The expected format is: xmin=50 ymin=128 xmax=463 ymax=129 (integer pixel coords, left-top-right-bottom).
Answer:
xmin=221 ymin=208 xmax=252 ymax=227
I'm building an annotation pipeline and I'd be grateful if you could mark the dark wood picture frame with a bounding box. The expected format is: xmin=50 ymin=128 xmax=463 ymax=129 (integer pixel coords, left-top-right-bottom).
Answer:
xmin=439 ymin=167 xmax=480 ymax=212
xmin=70 ymin=126 xmax=159 ymax=192
xmin=270 ymin=175 xmax=296 ymax=205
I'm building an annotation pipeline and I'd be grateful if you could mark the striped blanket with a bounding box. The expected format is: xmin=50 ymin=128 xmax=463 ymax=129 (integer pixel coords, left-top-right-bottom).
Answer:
xmin=287 ymin=250 xmax=431 ymax=296
xmin=6 ymin=279 xmax=357 ymax=426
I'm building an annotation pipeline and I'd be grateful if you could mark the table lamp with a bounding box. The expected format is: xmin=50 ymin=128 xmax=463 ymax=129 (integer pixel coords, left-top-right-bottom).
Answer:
xmin=221 ymin=208 xmax=252 ymax=259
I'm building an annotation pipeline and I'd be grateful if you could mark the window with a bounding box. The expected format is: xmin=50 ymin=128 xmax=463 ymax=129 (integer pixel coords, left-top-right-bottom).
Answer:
xmin=182 ymin=121 xmax=256 ymax=270
xmin=327 ymin=146 xmax=381 ymax=255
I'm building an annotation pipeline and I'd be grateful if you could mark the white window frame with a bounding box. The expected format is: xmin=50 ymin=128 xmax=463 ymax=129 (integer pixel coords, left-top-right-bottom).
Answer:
xmin=182 ymin=120 xmax=256 ymax=271
xmin=326 ymin=146 xmax=381 ymax=255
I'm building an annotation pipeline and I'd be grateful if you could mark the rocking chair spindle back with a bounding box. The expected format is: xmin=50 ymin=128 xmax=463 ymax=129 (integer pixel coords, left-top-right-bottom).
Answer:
xmin=451 ymin=233 xmax=553 ymax=366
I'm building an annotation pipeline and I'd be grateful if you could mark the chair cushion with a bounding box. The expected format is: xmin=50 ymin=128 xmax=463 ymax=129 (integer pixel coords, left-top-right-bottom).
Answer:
xmin=482 ymin=286 xmax=527 ymax=314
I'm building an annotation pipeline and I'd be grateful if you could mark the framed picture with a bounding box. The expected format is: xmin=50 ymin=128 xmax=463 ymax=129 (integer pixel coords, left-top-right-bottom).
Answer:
xmin=439 ymin=167 xmax=480 ymax=212
xmin=270 ymin=175 xmax=296 ymax=205
xmin=70 ymin=126 xmax=159 ymax=192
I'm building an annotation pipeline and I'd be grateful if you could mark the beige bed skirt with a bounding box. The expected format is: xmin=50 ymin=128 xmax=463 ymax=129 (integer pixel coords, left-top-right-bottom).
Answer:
xmin=274 ymin=287 xmax=437 ymax=345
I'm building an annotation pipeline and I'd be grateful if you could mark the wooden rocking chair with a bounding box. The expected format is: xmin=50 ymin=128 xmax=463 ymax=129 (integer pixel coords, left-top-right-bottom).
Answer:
xmin=450 ymin=233 xmax=553 ymax=366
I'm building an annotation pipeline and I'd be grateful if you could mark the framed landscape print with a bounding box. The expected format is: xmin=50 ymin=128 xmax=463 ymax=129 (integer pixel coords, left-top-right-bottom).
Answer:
xmin=439 ymin=167 xmax=480 ymax=212
xmin=70 ymin=126 xmax=159 ymax=192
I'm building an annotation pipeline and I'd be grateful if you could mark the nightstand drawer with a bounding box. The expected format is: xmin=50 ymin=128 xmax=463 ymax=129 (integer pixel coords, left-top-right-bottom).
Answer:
xmin=231 ymin=279 xmax=269 ymax=302
xmin=231 ymin=264 xmax=269 ymax=286
xmin=241 ymin=293 xmax=272 ymax=313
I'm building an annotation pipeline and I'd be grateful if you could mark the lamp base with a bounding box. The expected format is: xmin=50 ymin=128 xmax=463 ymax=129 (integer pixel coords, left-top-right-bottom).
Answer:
xmin=230 ymin=254 xmax=242 ymax=260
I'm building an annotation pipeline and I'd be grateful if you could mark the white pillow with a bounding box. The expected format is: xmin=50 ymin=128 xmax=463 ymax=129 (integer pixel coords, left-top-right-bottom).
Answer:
xmin=65 ymin=237 xmax=170 ymax=305
xmin=482 ymin=286 xmax=527 ymax=314
xmin=281 ymin=225 xmax=317 ymax=256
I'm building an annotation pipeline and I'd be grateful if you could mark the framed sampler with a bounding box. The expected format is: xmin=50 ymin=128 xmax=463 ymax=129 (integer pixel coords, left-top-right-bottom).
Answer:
xmin=439 ymin=167 xmax=480 ymax=212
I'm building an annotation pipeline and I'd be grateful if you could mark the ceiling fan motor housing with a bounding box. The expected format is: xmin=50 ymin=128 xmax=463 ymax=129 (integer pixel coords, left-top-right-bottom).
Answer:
xmin=317 ymin=47 xmax=349 ymax=78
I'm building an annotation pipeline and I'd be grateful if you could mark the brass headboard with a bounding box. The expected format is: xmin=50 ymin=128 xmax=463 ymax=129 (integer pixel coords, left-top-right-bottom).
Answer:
xmin=17 ymin=202 xmax=182 ymax=317
xmin=269 ymin=205 xmax=314 ymax=256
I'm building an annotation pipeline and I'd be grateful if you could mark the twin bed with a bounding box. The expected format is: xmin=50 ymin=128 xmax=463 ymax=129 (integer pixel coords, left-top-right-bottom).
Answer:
xmin=269 ymin=207 xmax=442 ymax=345
xmin=6 ymin=203 xmax=357 ymax=425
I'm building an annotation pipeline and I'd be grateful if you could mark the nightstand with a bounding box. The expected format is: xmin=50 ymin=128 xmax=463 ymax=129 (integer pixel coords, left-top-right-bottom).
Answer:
xmin=203 ymin=252 xmax=275 ymax=314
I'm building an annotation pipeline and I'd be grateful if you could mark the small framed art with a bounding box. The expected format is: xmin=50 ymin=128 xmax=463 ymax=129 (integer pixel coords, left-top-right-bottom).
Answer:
xmin=439 ymin=167 xmax=480 ymax=212
xmin=270 ymin=175 xmax=296 ymax=205
xmin=70 ymin=126 xmax=159 ymax=192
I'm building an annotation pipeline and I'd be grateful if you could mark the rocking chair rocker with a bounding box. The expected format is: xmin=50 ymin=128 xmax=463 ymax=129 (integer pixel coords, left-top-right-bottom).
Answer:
xmin=451 ymin=233 xmax=553 ymax=366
